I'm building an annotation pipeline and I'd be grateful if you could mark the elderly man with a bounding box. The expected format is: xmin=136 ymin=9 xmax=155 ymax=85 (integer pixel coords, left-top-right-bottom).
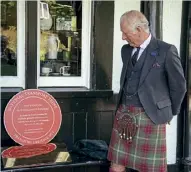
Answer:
xmin=107 ymin=10 xmax=186 ymax=172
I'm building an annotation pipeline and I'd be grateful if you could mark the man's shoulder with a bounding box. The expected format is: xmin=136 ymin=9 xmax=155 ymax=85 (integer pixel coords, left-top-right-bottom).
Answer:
xmin=154 ymin=38 xmax=179 ymax=58
xmin=155 ymin=39 xmax=174 ymax=51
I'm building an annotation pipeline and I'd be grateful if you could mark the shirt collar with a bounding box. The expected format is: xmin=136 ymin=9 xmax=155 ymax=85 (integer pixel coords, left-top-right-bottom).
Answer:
xmin=139 ymin=33 xmax=151 ymax=50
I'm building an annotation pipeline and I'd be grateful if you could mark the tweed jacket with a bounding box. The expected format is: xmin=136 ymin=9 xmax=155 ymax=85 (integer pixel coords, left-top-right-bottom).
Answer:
xmin=116 ymin=37 xmax=187 ymax=124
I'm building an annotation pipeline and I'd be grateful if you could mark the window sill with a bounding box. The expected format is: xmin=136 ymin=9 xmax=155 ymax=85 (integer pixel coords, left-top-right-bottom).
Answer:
xmin=1 ymin=87 xmax=24 ymax=99
xmin=1 ymin=87 xmax=113 ymax=99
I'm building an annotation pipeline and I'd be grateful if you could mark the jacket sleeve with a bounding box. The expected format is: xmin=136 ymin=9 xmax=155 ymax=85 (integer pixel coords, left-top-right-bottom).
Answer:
xmin=165 ymin=45 xmax=187 ymax=115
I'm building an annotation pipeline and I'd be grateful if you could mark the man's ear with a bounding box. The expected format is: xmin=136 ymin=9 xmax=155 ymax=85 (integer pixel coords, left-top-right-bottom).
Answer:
xmin=136 ymin=26 xmax=142 ymax=32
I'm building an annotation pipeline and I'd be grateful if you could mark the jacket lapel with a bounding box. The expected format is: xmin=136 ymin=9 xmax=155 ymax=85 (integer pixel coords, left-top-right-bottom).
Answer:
xmin=139 ymin=37 xmax=159 ymax=86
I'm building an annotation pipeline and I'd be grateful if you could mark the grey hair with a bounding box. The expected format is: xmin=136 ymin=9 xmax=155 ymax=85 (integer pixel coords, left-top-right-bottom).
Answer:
xmin=120 ymin=10 xmax=150 ymax=33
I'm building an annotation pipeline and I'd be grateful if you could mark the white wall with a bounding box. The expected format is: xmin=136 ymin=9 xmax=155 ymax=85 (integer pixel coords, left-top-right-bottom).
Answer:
xmin=112 ymin=0 xmax=183 ymax=165
xmin=163 ymin=0 xmax=182 ymax=164
xmin=112 ymin=0 xmax=141 ymax=93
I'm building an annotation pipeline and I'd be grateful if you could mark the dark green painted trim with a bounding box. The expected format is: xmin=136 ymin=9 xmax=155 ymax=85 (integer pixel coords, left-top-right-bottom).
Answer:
xmin=1 ymin=88 xmax=24 ymax=99
xmin=25 ymin=1 xmax=38 ymax=89
xmin=177 ymin=2 xmax=190 ymax=172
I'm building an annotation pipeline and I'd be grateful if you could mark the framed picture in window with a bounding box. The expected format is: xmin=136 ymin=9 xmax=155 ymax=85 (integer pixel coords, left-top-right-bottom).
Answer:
xmin=40 ymin=2 xmax=49 ymax=19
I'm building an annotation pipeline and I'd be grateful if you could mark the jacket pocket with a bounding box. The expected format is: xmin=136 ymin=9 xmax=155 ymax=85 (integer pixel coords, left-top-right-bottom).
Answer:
xmin=157 ymin=99 xmax=172 ymax=109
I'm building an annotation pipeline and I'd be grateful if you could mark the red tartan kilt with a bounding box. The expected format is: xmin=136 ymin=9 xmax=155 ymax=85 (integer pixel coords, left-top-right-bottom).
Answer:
xmin=107 ymin=108 xmax=167 ymax=172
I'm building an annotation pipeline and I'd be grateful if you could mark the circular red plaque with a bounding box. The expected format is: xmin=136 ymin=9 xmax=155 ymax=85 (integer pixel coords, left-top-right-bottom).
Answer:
xmin=4 ymin=89 xmax=62 ymax=145
xmin=2 ymin=143 xmax=57 ymax=158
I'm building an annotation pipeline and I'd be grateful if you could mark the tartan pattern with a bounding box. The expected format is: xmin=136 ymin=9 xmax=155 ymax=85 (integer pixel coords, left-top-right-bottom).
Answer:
xmin=107 ymin=108 xmax=167 ymax=172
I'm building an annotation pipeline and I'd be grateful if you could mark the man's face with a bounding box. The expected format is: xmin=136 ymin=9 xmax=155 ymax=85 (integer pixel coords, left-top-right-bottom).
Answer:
xmin=120 ymin=20 xmax=141 ymax=47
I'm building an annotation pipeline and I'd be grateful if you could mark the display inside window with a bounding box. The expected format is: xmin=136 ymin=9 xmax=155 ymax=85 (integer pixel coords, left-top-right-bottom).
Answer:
xmin=40 ymin=1 xmax=82 ymax=77
xmin=0 ymin=1 xmax=17 ymax=76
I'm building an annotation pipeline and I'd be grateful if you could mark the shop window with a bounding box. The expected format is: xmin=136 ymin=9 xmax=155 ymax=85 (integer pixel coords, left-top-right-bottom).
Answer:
xmin=0 ymin=1 xmax=25 ymax=87
xmin=1 ymin=1 xmax=17 ymax=76
xmin=38 ymin=1 xmax=91 ymax=87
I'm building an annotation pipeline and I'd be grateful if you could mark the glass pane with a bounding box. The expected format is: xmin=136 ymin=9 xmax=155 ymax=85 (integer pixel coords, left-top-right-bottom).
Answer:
xmin=189 ymin=20 xmax=191 ymax=156
xmin=40 ymin=1 xmax=82 ymax=77
xmin=1 ymin=1 xmax=17 ymax=76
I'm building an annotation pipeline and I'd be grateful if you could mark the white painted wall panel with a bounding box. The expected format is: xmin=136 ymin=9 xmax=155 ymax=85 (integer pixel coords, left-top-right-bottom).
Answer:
xmin=112 ymin=0 xmax=140 ymax=93
xmin=163 ymin=0 xmax=182 ymax=164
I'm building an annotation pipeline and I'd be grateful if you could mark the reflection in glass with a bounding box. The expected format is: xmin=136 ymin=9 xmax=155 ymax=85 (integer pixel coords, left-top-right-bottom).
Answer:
xmin=0 ymin=1 xmax=17 ymax=76
xmin=40 ymin=1 xmax=82 ymax=77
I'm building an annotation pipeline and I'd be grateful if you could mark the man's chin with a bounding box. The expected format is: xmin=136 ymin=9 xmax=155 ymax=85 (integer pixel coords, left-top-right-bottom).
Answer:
xmin=129 ymin=43 xmax=135 ymax=47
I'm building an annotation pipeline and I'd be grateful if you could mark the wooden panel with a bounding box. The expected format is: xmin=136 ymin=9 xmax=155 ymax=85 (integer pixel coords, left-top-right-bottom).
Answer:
xmin=56 ymin=98 xmax=96 ymax=113
xmin=86 ymin=166 xmax=101 ymax=172
xmin=100 ymin=165 xmax=109 ymax=172
xmin=73 ymin=166 xmax=86 ymax=172
xmin=1 ymin=99 xmax=18 ymax=147
xmin=56 ymin=99 xmax=72 ymax=113
xmin=52 ymin=113 xmax=73 ymax=150
xmin=94 ymin=1 xmax=114 ymax=90
xmin=87 ymin=112 xmax=101 ymax=140
xmin=74 ymin=112 xmax=87 ymax=143
xmin=99 ymin=111 xmax=113 ymax=143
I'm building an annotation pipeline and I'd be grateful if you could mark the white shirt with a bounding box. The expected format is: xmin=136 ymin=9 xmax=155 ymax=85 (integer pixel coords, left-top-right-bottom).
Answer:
xmin=131 ymin=34 xmax=151 ymax=61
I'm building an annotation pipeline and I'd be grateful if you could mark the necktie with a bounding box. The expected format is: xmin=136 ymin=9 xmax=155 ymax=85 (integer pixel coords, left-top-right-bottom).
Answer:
xmin=131 ymin=47 xmax=140 ymax=66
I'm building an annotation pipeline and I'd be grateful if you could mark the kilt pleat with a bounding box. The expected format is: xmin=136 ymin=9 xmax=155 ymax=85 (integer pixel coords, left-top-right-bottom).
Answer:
xmin=107 ymin=109 xmax=167 ymax=172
